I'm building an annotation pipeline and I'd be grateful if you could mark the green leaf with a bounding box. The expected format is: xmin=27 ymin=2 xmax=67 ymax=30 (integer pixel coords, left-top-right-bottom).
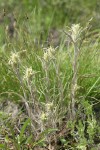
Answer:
xmin=25 ymin=135 xmax=32 ymax=144
xmin=19 ymin=118 xmax=31 ymax=143
xmin=60 ymin=138 xmax=67 ymax=144
xmin=40 ymin=128 xmax=58 ymax=138
xmin=32 ymin=138 xmax=46 ymax=147
xmin=0 ymin=144 xmax=5 ymax=149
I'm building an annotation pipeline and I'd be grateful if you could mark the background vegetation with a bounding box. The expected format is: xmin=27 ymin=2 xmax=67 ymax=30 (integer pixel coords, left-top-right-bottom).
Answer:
xmin=0 ymin=0 xmax=100 ymax=149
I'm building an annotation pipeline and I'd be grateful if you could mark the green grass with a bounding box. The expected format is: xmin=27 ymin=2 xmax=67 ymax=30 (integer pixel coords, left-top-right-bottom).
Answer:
xmin=0 ymin=0 xmax=100 ymax=149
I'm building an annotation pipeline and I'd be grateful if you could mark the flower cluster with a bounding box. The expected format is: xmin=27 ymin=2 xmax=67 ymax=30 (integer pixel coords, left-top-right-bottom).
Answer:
xmin=70 ymin=24 xmax=82 ymax=42
xmin=8 ymin=52 xmax=20 ymax=67
xmin=43 ymin=46 xmax=55 ymax=61
xmin=23 ymin=67 xmax=34 ymax=81
xmin=40 ymin=112 xmax=47 ymax=121
xmin=8 ymin=50 xmax=27 ymax=68
xmin=40 ymin=102 xmax=54 ymax=123
xmin=45 ymin=102 xmax=53 ymax=111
